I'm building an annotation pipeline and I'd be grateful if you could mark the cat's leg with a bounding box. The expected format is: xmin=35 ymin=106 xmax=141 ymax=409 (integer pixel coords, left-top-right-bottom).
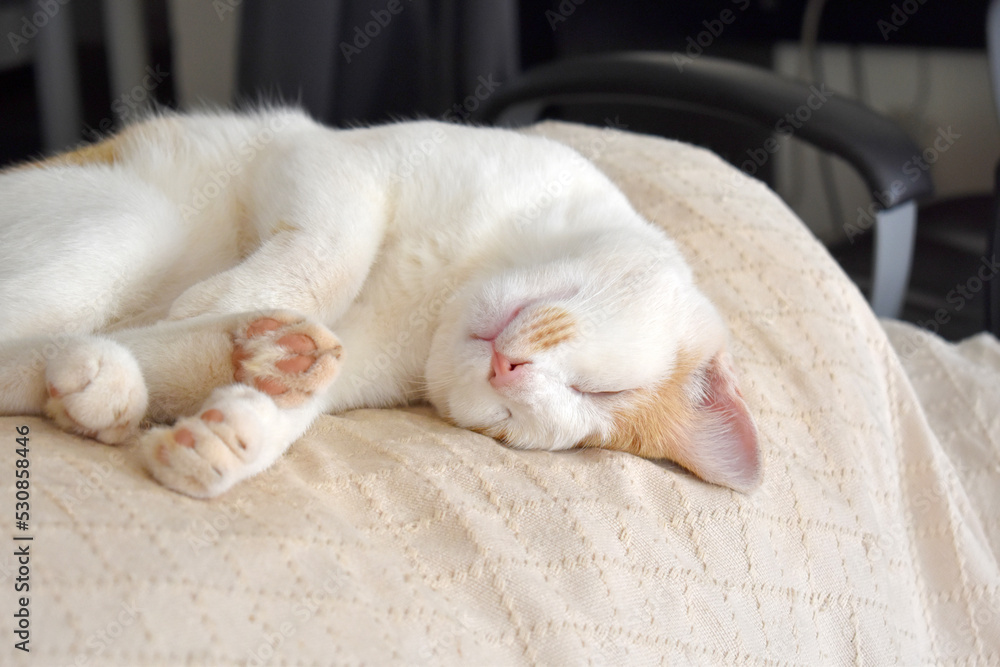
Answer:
xmin=0 ymin=166 xmax=191 ymax=342
xmin=0 ymin=335 xmax=146 ymax=443
xmin=0 ymin=311 xmax=341 ymax=465
xmin=138 ymin=386 xmax=326 ymax=498
xmin=0 ymin=313 xmax=248 ymax=435
xmin=0 ymin=166 xmax=178 ymax=436
xmin=112 ymin=311 xmax=342 ymax=421
xmin=135 ymin=313 xmax=342 ymax=498
xmin=166 ymin=139 xmax=388 ymax=323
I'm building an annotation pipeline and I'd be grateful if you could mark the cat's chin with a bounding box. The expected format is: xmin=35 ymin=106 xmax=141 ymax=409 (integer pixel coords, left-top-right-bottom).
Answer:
xmin=462 ymin=415 xmax=585 ymax=453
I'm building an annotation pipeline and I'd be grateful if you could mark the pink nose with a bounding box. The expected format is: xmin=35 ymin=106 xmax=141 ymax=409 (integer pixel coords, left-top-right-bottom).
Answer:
xmin=489 ymin=347 xmax=526 ymax=388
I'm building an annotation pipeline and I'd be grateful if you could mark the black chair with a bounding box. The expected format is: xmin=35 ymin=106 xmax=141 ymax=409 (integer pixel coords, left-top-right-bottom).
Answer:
xmin=470 ymin=51 xmax=935 ymax=320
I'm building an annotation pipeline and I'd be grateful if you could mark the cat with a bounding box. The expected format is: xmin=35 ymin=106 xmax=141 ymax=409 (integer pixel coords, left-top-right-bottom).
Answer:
xmin=0 ymin=109 xmax=760 ymax=498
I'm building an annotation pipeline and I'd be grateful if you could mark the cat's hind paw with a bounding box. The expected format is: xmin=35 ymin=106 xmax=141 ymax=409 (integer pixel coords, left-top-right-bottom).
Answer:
xmin=232 ymin=312 xmax=342 ymax=408
xmin=139 ymin=385 xmax=277 ymax=498
xmin=44 ymin=338 xmax=147 ymax=444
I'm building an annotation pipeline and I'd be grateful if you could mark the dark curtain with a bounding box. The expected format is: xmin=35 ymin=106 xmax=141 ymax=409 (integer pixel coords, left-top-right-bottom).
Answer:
xmin=237 ymin=0 xmax=520 ymax=125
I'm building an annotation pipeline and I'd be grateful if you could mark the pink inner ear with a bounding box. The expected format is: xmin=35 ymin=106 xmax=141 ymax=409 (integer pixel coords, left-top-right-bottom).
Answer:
xmin=579 ymin=349 xmax=760 ymax=493
xmin=692 ymin=355 xmax=761 ymax=492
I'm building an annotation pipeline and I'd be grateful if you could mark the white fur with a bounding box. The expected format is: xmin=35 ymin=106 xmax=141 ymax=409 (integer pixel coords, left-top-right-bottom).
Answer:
xmin=0 ymin=109 xmax=749 ymax=497
xmin=142 ymin=384 xmax=322 ymax=498
xmin=44 ymin=337 xmax=147 ymax=443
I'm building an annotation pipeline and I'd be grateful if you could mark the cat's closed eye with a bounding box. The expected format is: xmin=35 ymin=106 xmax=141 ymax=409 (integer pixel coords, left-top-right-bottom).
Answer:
xmin=570 ymin=385 xmax=629 ymax=398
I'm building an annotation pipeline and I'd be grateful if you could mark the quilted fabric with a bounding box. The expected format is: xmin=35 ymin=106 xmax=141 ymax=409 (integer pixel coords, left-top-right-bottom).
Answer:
xmin=2 ymin=122 xmax=998 ymax=665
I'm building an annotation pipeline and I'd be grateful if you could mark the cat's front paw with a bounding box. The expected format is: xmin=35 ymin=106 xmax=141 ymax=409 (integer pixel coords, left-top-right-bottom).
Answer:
xmin=139 ymin=385 xmax=278 ymax=498
xmin=45 ymin=338 xmax=147 ymax=444
xmin=232 ymin=312 xmax=343 ymax=407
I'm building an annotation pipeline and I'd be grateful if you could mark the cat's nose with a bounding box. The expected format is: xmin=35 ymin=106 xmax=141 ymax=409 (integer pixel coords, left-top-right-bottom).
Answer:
xmin=489 ymin=347 xmax=528 ymax=388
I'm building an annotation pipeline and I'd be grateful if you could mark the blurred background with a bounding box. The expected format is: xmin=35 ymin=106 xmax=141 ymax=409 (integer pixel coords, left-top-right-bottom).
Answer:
xmin=0 ymin=0 xmax=996 ymax=339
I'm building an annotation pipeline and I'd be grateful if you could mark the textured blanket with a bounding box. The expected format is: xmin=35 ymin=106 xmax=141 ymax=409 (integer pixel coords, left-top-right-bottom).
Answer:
xmin=2 ymin=122 xmax=997 ymax=665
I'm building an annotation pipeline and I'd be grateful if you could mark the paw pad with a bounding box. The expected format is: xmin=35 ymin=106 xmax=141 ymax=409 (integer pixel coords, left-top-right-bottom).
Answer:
xmin=231 ymin=313 xmax=342 ymax=407
xmin=139 ymin=385 xmax=280 ymax=498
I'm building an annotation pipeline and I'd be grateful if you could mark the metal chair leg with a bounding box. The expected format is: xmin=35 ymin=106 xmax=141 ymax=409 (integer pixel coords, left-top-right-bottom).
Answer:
xmin=871 ymin=201 xmax=917 ymax=319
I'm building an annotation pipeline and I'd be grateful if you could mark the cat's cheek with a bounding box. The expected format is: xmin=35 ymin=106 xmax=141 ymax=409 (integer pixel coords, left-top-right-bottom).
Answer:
xmin=502 ymin=392 xmax=594 ymax=452
xmin=425 ymin=352 xmax=497 ymax=427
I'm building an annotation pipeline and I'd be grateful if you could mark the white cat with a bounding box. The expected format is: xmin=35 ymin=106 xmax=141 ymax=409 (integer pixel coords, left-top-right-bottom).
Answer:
xmin=0 ymin=109 xmax=760 ymax=498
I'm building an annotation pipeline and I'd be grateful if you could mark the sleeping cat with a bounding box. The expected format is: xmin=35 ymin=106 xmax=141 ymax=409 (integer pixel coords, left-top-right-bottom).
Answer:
xmin=0 ymin=109 xmax=760 ymax=498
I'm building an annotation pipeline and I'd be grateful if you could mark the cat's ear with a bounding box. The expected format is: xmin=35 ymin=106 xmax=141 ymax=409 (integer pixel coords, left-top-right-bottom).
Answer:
xmin=676 ymin=352 xmax=761 ymax=493
xmin=587 ymin=350 xmax=761 ymax=493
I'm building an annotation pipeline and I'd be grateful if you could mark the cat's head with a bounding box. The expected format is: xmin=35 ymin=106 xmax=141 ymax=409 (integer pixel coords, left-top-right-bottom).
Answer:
xmin=425 ymin=229 xmax=761 ymax=493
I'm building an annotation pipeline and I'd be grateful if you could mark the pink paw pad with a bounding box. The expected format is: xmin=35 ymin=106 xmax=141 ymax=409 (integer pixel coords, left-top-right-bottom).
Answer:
xmin=170 ymin=409 xmax=224 ymax=452
xmin=230 ymin=312 xmax=342 ymax=407
xmin=174 ymin=428 xmax=196 ymax=448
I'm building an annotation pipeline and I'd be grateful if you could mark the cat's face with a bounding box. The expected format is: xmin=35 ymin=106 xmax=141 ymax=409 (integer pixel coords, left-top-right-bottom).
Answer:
xmin=426 ymin=235 xmax=761 ymax=492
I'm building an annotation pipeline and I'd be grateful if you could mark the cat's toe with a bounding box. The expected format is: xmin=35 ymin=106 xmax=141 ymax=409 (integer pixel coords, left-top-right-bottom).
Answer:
xmin=141 ymin=423 xmax=235 ymax=499
xmin=139 ymin=385 xmax=274 ymax=498
xmin=44 ymin=338 xmax=147 ymax=444
xmin=232 ymin=311 xmax=342 ymax=407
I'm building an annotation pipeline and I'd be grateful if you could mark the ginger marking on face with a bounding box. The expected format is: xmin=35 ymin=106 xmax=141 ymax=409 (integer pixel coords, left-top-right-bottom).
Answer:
xmin=580 ymin=349 xmax=701 ymax=460
xmin=516 ymin=306 xmax=576 ymax=355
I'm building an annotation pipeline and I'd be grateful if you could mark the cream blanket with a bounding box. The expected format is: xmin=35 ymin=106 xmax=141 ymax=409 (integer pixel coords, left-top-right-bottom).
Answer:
xmin=2 ymin=123 xmax=997 ymax=665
